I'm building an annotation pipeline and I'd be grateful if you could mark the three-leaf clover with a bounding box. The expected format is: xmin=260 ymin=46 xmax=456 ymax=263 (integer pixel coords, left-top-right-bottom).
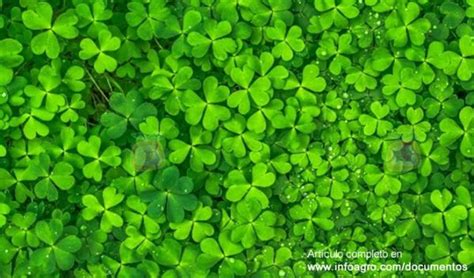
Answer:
xmin=82 ymin=187 xmax=124 ymax=233
xmin=79 ymin=30 xmax=121 ymax=73
xmin=0 ymin=39 xmax=23 ymax=86
xmin=141 ymin=166 xmax=198 ymax=223
xmin=439 ymin=106 xmax=474 ymax=157
xmin=359 ymin=101 xmax=393 ymax=136
xmin=187 ymin=20 xmax=237 ymax=60
xmin=77 ymin=136 xmax=122 ymax=181
xmin=422 ymin=189 xmax=467 ymax=232
xmin=100 ymin=91 xmax=157 ymax=139
xmin=22 ymin=2 xmax=78 ymax=58
xmin=385 ymin=2 xmax=431 ymax=47
xmin=30 ymin=220 xmax=82 ymax=271
xmin=225 ymin=163 xmax=276 ymax=208
xmin=182 ymin=76 xmax=231 ymax=130
xmin=265 ymin=20 xmax=305 ymax=61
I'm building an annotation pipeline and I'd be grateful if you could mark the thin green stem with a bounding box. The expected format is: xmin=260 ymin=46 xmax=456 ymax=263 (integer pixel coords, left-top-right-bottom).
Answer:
xmin=154 ymin=38 xmax=163 ymax=49
xmin=105 ymin=73 xmax=124 ymax=93
xmin=84 ymin=66 xmax=109 ymax=102
xmin=105 ymin=76 xmax=114 ymax=93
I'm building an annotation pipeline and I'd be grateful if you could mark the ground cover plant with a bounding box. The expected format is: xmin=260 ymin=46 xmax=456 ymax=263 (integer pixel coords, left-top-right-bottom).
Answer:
xmin=0 ymin=0 xmax=473 ymax=277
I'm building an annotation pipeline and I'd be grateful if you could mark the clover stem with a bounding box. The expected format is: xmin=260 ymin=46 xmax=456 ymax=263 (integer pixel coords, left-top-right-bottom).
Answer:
xmin=105 ymin=74 xmax=124 ymax=93
xmin=105 ymin=76 xmax=114 ymax=93
xmin=154 ymin=38 xmax=163 ymax=49
xmin=84 ymin=66 xmax=109 ymax=102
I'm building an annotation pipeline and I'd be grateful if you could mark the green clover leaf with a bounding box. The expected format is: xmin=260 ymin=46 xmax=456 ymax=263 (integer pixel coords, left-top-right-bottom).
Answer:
xmin=439 ymin=106 xmax=474 ymax=157
xmin=79 ymin=29 xmax=121 ymax=73
xmin=22 ymin=2 xmax=78 ymax=58
xmin=82 ymin=187 xmax=124 ymax=233
xmin=77 ymin=136 xmax=122 ymax=181
xmin=31 ymin=219 xmax=81 ymax=271
xmin=141 ymin=166 xmax=198 ymax=223
xmin=0 ymin=39 xmax=23 ymax=86
xmin=100 ymin=90 xmax=157 ymax=139
xmin=385 ymin=2 xmax=431 ymax=47
xmin=265 ymin=20 xmax=305 ymax=61
xmin=182 ymin=76 xmax=231 ymax=130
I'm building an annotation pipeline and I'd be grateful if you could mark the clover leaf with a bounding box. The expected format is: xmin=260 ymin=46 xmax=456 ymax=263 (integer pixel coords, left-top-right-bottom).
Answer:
xmin=227 ymin=66 xmax=272 ymax=115
xmin=79 ymin=29 xmax=121 ymax=73
xmin=126 ymin=0 xmax=170 ymax=41
xmin=170 ymin=204 xmax=214 ymax=242
xmin=421 ymin=189 xmax=468 ymax=233
xmin=198 ymin=230 xmax=246 ymax=276
xmin=439 ymin=106 xmax=474 ymax=157
xmin=100 ymin=90 xmax=157 ymax=139
xmin=168 ymin=126 xmax=216 ymax=171
xmin=82 ymin=187 xmax=124 ymax=233
xmin=187 ymin=19 xmax=237 ymax=60
xmin=289 ymin=194 xmax=334 ymax=241
xmin=77 ymin=136 xmax=122 ymax=181
xmin=141 ymin=166 xmax=198 ymax=223
xmin=265 ymin=19 xmax=305 ymax=61
xmin=22 ymin=2 xmax=78 ymax=58
xmin=397 ymin=107 xmax=431 ymax=142
xmin=385 ymin=2 xmax=431 ymax=47
xmin=0 ymin=39 xmax=23 ymax=86
xmin=225 ymin=163 xmax=275 ymax=208
xmin=30 ymin=219 xmax=81 ymax=271
xmin=229 ymin=198 xmax=277 ymax=249
xmin=359 ymin=101 xmax=393 ymax=136
xmin=309 ymin=0 xmax=360 ymax=33
xmin=182 ymin=76 xmax=231 ymax=130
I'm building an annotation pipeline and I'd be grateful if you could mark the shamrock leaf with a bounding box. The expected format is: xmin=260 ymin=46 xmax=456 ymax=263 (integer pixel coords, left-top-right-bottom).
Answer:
xmin=458 ymin=238 xmax=474 ymax=265
xmin=230 ymin=198 xmax=277 ymax=249
xmin=425 ymin=234 xmax=452 ymax=264
xmin=126 ymin=0 xmax=170 ymax=40
xmin=363 ymin=164 xmax=402 ymax=196
xmin=100 ymin=90 xmax=157 ymax=139
xmin=382 ymin=67 xmax=422 ymax=107
xmin=289 ymin=194 xmax=334 ymax=241
xmin=187 ymin=19 xmax=237 ymax=60
xmin=77 ymin=136 xmax=122 ymax=181
xmin=22 ymin=2 xmax=78 ymax=58
xmin=5 ymin=212 xmax=39 ymax=248
xmin=439 ymin=106 xmax=474 ymax=157
xmin=309 ymin=0 xmax=360 ymax=33
xmin=452 ymin=35 xmax=474 ymax=81
xmin=0 ymin=39 xmax=23 ymax=86
xmin=21 ymin=154 xmax=75 ymax=201
xmin=170 ymin=204 xmax=214 ymax=242
xmin=421 ymin=189 xmax=468 ymax=232
xmin=397 ymin=107 xmax=431 ymax=142
xmin=265 ymin=20 xmax=305 ymax=61
xmin=79 ymin=29 xmax=121 ymax=73
xmin=182 ymin=76 xmax=231 ymax=130
xmin=316 ymin=32 xmax=357 ymax=75
xmin=418 ymin=139 xmax=449 ymax=176
xmin=168 ymin=126 xmax=216 ymax=171
xmin=76 ymin=1 xmax=113 ymax=37
xmin=30 ymin=220 xmax=81 ymax=271
xmin=198 ymin=230 xmax=246 ymax=276
xmin=225 ymin=163 xmax=275 ymax=208
xmin=385 ymin=2 xmax=431 ymax=47
xmin=82 ymin=187 xmax=124 ymax=233
xmin=227 ymin=66 xmax=272 ymax=114
xmin=359 ymin=101 xmax=393 ymax=136
xmin=141 ymin=166 xmax=198 ymax=223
